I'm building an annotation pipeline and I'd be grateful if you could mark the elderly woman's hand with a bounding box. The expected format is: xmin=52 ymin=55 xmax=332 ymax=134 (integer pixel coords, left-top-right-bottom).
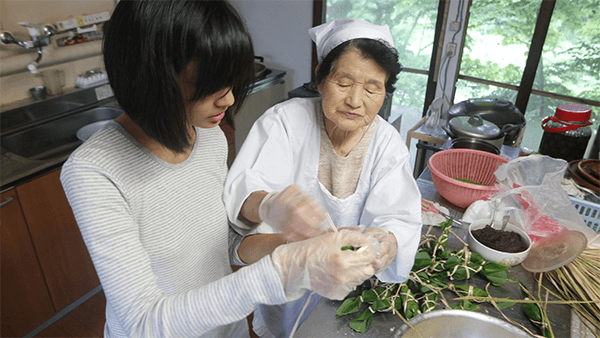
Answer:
xmin=259 ymin=185 xmax=329 ymax=242
xmin=363 ymin=227 xmax=397 ymax=273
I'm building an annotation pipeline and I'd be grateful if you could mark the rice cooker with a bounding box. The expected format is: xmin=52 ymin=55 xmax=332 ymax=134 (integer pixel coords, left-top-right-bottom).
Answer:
xmin=443 ymin=114 xmax=504 ymax=154
xmin=447 ymin=98 xmax=526 ymax=147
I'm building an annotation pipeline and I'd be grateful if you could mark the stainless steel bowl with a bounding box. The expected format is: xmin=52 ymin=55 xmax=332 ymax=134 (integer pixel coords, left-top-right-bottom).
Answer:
xmin=394 ymin=310 xmax=532 ymax=338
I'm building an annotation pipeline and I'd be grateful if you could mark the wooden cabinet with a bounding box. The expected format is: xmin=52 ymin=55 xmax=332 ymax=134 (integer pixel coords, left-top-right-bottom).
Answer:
xmin=1 ymin=189 xmax=55 ymax=337
xmin=1 ymin=168 xmax=100 ymax=336
xmin=16 ymin=169 xmax=100 ymax=312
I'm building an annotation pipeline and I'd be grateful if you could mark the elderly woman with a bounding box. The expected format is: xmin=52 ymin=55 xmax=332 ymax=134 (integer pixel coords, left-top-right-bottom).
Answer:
xmin=224 ymin=18 xmax=422 ymax=337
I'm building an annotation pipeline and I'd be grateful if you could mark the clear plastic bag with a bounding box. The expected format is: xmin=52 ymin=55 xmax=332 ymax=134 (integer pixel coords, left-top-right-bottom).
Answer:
xmin=488 ymin=155 xmax=597 ymax=245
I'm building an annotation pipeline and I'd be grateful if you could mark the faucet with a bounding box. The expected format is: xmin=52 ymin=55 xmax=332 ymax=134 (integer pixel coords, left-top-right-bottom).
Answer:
xmin=1 ymin=22 xmax=57 ymax=73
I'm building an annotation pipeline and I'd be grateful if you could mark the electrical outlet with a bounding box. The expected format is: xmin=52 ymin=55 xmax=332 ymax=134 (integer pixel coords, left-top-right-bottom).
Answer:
xmin=447 ymin=43 xmax=457 ymax=57
xmin=450 ymin=21 xmax=461 ymax=31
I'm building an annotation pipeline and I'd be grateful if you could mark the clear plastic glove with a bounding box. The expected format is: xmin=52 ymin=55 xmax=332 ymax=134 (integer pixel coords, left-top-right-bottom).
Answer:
xmin=363 ymin=227 xmax=397 ymax=274
xmin=259 ymin=185 xmax=328 ymax=242
xmin=271 ymin=229 xmax=377 ymax=300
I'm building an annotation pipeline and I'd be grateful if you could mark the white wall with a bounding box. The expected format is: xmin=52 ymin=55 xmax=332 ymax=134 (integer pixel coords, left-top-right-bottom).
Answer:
xmin=231 ymin=0 xmax=314 ymax=96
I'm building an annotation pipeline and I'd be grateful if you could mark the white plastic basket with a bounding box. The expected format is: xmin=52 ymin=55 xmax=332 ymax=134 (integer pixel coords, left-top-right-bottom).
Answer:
xmin=570 ymin=197 xmax=600 ymax=233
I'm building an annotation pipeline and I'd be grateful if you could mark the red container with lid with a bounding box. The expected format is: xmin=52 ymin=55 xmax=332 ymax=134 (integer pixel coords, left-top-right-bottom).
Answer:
xmin=538 ymin=104 xmax=593 ymax=162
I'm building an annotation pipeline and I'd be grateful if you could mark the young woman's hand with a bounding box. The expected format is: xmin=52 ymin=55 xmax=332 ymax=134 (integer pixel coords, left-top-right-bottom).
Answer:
xmin=259 ymin=185 xmax=328 ymax=242
xmin=271 ymin=229 xmax=377 ymax=300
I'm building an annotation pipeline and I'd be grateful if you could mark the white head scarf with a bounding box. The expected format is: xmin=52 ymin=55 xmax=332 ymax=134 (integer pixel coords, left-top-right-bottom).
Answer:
xmin=309 ymin=18 xmax=395 ymax=61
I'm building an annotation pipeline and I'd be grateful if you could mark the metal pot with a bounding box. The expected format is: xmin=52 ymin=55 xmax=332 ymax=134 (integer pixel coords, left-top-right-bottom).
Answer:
xmin=450 ymin=137 xmax=500 ymax=155
xmin=443 ymin=114 xmax=505 ymax=150
xmin=447 ymin=98 xmax=526 ymax=146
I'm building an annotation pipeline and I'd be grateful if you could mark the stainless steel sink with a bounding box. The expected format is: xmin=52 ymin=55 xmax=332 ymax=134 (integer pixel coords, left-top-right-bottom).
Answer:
xmin=1 ymin=107 xmax=123 ymax=161
xmin=1 ymin=102 xmax=84 ymax=133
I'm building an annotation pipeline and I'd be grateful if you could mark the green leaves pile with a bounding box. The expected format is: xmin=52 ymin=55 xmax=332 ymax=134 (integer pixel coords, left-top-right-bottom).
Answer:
xmin=335 ymin=218 xmax=512 ymax=333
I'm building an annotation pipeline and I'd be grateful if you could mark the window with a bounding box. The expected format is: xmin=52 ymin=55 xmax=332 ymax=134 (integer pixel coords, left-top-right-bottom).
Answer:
xmin=319 ymin=0 xmax=599 ymax=166
xmin=454 ymin=0 xmax=599 ymax=153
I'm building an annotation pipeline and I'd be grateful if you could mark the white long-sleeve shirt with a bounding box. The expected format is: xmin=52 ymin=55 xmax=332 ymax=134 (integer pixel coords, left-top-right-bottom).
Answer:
xmin=61 ymin=121 xmax=288 ymax=337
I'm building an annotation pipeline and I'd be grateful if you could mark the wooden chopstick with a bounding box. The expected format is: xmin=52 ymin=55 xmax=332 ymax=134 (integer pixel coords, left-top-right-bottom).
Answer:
xmin=325 ymin=212 xmax=338 ymax=232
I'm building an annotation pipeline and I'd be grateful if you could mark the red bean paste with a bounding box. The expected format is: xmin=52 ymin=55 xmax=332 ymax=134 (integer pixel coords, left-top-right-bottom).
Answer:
xmin=471 ymin=225 xmax=529 ymax=253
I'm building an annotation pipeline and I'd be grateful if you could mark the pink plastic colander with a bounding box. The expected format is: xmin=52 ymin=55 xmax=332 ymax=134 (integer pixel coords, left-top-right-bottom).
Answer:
xmin=428 ymin=149 xmax=509 ymax=208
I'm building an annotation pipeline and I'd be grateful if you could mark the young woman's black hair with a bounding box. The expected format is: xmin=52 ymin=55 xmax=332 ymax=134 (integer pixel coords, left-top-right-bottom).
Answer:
xmin=315 ymin=38 xmax=402 ymax=94
xmin=103 ymin=0 xmax=255 ymax=153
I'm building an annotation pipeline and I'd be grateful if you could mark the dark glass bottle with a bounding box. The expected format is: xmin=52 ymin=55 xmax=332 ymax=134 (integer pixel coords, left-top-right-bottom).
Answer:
xmin=539 ymin=104 xmax=593 ymax=163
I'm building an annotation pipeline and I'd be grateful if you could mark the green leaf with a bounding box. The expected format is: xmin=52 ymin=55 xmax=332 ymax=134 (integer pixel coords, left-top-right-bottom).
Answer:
xmin=430 ymin=277 xmax=445 ymax=287
xmin=405 ymin=301 xmax=421 ymax=319
xmin=375 ymin=286 xmax=396 ymax=299
xmin=439 ymin=218 xmax=454 ymax=231
xmin=453 ymin=177 xmax=488 ymax=185
xmin=429 ymin=260 xmax=446 ymax=273
xmin=394 ymin=297 xmax=403 ymax=311
xmin=438 ymin=250 xmax=451 ymax=260
xmin=448 ymin=266 xmax=467 ymax=280
xmin=399 ymin=284 xmax=422 ymax=319
xmin=416 ymin=271 xmax=431 ymax=284
xmin=419 ymin=284 xmax=433 ymax=293
xmin=361 ymin=289 xmax=378 ymax=303
xmin=453 ymin=284 xmax=489 ymax=299
xmin=481 ymin=270 xmax=510 ymax=286
xmin=413 ymin=251 xmax=433 ymax=269
xmin=469 ymin=252 xmax=485 ymax=264
xmin=482 ymin=261 xmax=510 ymax=273
xmin=451 ymin=299 xmax=480 ymax=311
xmin=420 ymin=292 xmax=438 ymax=313
xmin=335 ymin=297 xmax=361 ymax=318
xmin=495 ymin=301 xmax=517 ymax=309
xmin=523 ymin=302 xmax=543 ymax=322
xmin=443 ymin=256 xmax=463 ymax=270
xmin=349 ymin=308 xmax=374 ymax=333
xmin=462 ymin=299 xmax=480 ymax=311
xmin=371 ymin=299 xmax=392 ymax=312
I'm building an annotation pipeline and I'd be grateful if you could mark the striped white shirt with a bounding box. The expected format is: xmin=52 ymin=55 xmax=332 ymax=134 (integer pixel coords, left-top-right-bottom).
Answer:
xmin=61 ymin=121 xmax=287 ymax=337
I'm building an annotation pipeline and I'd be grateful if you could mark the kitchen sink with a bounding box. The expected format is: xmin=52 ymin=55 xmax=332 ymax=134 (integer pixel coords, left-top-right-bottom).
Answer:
xmin=1 ymin=101 xmax=85 ymax=134
xmin=1 ymin=107 xmax=123 ymax=161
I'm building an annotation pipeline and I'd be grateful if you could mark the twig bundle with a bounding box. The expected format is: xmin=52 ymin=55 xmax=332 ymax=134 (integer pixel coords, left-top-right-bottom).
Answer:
xmin=545 ymin=248 xmax=600 ymax=335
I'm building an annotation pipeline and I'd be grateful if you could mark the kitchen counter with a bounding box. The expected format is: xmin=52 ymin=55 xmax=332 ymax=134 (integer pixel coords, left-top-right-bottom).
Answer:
xmin=293 ymin=169 xmax=573 ymax=337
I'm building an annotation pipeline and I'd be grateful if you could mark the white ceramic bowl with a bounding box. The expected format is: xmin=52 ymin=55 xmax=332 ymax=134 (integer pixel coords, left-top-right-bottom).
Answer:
xmin=467 ymin=218 xmax=532 ymax=266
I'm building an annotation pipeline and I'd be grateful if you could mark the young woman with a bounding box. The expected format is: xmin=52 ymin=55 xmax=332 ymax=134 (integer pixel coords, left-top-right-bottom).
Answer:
xmin=60 ymin=2 xmax=378 ymax=337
